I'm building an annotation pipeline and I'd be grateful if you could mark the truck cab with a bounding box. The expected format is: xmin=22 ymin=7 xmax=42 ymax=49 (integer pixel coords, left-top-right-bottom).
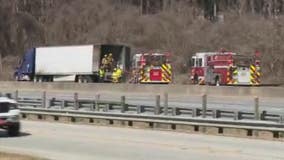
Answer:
xmin=0 ymin=97 xmax=20 ymax=136
xmin=190 ymin=52 xmax=218 ymax=84
xmin=14 ymin=48 xmax=35 ymax=81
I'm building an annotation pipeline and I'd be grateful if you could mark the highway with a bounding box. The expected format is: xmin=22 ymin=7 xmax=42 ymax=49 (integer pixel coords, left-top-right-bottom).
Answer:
xmin=16 ymin=90 xmax=284 ymax=114
xmin=1 ymin=121 xmax=284 ymax=160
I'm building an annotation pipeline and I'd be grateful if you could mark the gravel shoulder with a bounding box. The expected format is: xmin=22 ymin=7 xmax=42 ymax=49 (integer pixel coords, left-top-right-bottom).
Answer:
xmin=0 ymin=151 xmax=47 ymax=160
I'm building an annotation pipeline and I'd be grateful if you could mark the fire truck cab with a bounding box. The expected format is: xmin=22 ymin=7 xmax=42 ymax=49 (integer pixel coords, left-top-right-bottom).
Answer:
xmin=190 ymin=52 xmax=224 ymax=84
xmin=130 ymin=53 xmax=172 ymax=84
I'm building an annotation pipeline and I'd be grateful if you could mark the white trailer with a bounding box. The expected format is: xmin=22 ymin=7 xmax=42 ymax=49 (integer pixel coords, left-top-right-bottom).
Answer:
xmin=34 ymin=45 xmax=96 ymax=82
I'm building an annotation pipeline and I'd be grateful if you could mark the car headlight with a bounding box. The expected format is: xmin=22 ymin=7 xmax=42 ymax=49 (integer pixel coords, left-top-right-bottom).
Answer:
xmin=7 ymin=115 xmax=20 ymax=122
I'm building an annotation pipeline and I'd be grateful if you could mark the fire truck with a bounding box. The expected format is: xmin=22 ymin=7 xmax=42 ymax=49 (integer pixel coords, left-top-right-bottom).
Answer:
xmin=130 ymin=52 xmax=172 ymax=84
xmin=190 ymin=51 xmax=261 ymax=86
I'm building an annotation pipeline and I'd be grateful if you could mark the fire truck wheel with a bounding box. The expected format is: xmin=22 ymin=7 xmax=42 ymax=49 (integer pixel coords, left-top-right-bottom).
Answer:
xmin=193 ymin=74 xmax=198 ymax=84
xmin=215 ymin=76 xmax=220 ymax=86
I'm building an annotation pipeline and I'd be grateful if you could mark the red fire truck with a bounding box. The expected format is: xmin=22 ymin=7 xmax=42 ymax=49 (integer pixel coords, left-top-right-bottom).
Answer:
xmin=130 ymin=52 xmax=172 ymax=84
xmin=190 ymin=51 xmax=261 ymax=86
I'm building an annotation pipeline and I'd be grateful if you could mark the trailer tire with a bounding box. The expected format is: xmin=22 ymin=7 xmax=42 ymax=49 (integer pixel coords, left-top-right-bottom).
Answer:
xmin=78 ymin=76 xmax=92 ymax=83
xmin=85 ymin=76 xmax=93 ymax=83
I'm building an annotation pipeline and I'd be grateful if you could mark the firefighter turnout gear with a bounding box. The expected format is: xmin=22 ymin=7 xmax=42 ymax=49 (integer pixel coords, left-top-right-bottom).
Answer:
xmin=101 ymin=55 xmax=108 ymax=70
xmin=112 ymin=68 xmax=122 ymax=83
xmin=107 ymin=53 xmax=114 ymax=71
xmin=99 ymin=68 xmax=105 ymax=78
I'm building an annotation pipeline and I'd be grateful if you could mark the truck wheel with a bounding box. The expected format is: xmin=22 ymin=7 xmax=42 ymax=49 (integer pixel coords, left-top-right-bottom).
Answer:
xmin=193 ymin=74 xmax=198 ymax=84
xmin=7 ymin=123 xmax=20 ymax=137
xmin=77 ymin=76 xmax=83 ymax=83
xmin=78 ymin=76 xmax=92 ymax=83
xmin=85 ymin=76 xmax=93 ymax=83
xmin=215 ymin=76 xmax=220 ymax=86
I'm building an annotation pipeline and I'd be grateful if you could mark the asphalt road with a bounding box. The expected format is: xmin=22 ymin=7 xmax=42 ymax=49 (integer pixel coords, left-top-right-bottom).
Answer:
xmin=1 ymin=121 xmax=284 ymax=160
xmin=16 ymin=90 xmax=284 ymax=113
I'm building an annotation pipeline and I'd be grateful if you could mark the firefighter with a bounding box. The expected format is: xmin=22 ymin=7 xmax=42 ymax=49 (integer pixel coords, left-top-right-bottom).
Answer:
xmin=107 ymin=53 xmax=114 ymax=71
xmin=101 ymin=55 xmax=108 ymax=70
xmin=116 ymin=67 xmax=122 ymax=81
xmin=99 ymin=67 xmax=105 ymax=82
xmin=193 ymin=74 xmax=198 ymax=84
xmin=134 ymin=69 xmax=139 ymax=84
xmin=112 ymin=68 xmax=118 ymax=83
xmin=112 ymin=67 xmax=123 ymax=83
xmin=129 ymin=69 xmax=138 ymax=84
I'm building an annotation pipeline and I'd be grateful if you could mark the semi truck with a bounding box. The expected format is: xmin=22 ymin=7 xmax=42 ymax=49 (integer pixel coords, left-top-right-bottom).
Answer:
xmin=14 ymin=44 xmax=130 ymax=83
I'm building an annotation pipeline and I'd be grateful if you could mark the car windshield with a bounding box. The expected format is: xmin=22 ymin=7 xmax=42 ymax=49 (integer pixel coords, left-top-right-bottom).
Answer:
xmin=0 ymin=103 xmax=17 ymax=113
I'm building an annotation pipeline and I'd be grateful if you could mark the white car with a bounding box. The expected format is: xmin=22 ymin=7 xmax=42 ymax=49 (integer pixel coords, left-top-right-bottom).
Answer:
xmin=0 ymin=97 xmax=20 ymax=136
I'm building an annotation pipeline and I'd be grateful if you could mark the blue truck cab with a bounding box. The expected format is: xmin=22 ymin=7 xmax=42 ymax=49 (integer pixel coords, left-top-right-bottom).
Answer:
xmin=14 ymin=48 xmax=35 ymax=81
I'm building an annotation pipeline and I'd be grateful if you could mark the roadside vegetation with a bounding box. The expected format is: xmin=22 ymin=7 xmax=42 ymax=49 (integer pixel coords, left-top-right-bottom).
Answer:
xmin=0 ymin=0 xmax=283 ymax=83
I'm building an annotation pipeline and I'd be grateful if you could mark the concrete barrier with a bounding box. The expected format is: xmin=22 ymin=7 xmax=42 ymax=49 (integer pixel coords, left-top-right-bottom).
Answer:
xmin=0 ymin=81 xmax=284 ymax=97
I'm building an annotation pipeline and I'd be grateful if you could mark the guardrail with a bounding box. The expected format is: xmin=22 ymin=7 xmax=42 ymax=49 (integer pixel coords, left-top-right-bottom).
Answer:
xmin=3 ymin=90 xmax=284 ymax=140
xmin=19 ymin=107 xmax=284 ymax=141
xmin=9 ymin=91 xmax=284 ymax=124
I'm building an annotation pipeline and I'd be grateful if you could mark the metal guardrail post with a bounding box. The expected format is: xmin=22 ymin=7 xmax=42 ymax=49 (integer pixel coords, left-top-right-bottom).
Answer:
xmin=202 ymin=94 xmax=207 ymax=118
xmin=90 ymin=101 xmax=95 ymax=111
xmin=104 ymin=104 xmax=109 ymax=112
xmin=164 ymin=93 xmax=168 ymax=115
xmin=212 ymin=109 xmax=219 ymax=118
xmin=155 ymin=95 xmax=161 ymax=115
xmin=234 ymin=111 xmax=241 ymax=120
xmin=192 ymin=108 xmax=198 ymax=117
xmin=95 ymin=94 xmax=100 ymax=111
xmin=121 ymin=96 xmax=126 ymax=113
xmin=261 ymin=110 xmax=266 ymax=120
xmin=74 ymin=92 xmax=79 ymax=110
xmin=61 ymin=100 xmax=65 ymax=109
xmin=49 ymin=98 xmax=55 ymax=107
xmin=14 ymin=90 xmax=19 ymax=101
xmin=254 ymin=96 xmax=260 ymax=120
xmin=137 ymin=105 xmax=142 ymax=114
xmin=172 ymin=107 xmax=177 ymax=116
xmin=42 ymin=91 xmax=46 ymax=108
xmin=279 ymin=115 xmax=284 ymax=124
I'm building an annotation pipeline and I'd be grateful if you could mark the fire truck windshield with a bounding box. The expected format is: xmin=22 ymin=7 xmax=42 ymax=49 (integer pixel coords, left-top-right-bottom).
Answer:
xmin=191 ymin=57 xmax=202 ymax=67
xmin=145 ymin=55 xmax=167 ymax=66
xmin=191 ymin=58 xmax=195 ymax=67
